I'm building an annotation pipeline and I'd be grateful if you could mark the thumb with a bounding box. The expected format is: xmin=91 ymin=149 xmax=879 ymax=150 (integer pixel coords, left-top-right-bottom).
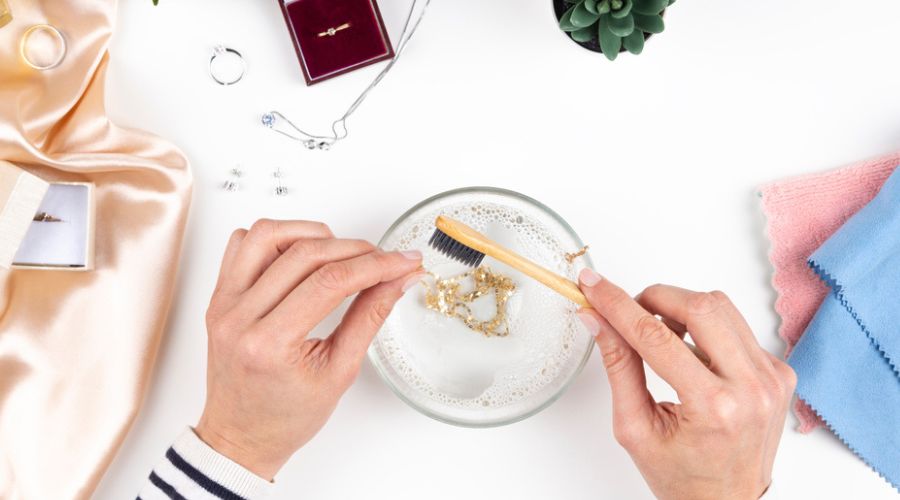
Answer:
xmin=327 ymin=271 xmax=423 ymax=384
xmin=577 ymin=308 xmax=656 ymax=436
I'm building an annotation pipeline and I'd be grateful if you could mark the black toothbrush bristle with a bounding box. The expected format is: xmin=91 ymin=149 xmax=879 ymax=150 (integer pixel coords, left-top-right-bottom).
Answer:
xmin=428 ymin=228 xmax=486 ymax=268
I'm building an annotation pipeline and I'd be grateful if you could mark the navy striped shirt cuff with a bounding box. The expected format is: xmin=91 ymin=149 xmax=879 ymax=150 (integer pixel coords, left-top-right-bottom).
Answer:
xmin=137 ymin=427 xmax=273 ymax=500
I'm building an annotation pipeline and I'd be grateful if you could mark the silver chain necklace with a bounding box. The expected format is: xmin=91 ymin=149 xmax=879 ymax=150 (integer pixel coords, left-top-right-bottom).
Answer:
xmin=261 ymin=0 xmax=432 ymax=150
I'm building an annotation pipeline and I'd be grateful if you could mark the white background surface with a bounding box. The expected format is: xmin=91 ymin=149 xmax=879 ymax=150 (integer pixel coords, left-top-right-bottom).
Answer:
xmin=95 ymin=0 xmax=900 ymax=498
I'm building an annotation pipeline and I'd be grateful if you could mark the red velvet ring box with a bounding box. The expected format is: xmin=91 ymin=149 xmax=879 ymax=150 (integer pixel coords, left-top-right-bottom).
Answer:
xmin=277 ymin=0 xmax=394 ymax=86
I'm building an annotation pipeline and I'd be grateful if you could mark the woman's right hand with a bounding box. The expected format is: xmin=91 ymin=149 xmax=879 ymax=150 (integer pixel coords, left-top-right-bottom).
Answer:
xmin=577 ymin=269 xmax=796 ymax=500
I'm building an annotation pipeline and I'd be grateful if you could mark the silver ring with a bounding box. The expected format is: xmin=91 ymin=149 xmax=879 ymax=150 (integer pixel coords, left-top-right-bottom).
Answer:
xmin=20 ymin=24 xmax=67 ymax=70
xmin=209 ymin=45 xmax=245 ymax=86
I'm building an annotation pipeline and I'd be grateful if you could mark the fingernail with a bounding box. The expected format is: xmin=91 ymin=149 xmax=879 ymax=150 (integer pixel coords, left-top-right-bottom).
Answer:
xmin=577 ymin=311 xmax=601 ymax=338
xmin=400 ymin=250 xmax=422 ymax=261
xmin=402 ymin=274 xmax=423 ymax=293
xmin=579 ymin=268 xmax=603 ymax=287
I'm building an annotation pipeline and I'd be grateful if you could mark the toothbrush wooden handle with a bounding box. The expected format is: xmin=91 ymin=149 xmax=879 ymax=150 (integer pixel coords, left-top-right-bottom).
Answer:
xmin=436 ymin=216 xmax=591 ymax=308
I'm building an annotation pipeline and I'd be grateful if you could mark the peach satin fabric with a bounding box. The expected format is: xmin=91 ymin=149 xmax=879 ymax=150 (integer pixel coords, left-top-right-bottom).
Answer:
xmin=0 ymin=1 xmax=192 ymax=499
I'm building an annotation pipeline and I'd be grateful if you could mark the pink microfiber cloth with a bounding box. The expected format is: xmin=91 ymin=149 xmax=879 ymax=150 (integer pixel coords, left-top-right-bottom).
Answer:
xmin=760 ymin=151 xmax=900 ymax=432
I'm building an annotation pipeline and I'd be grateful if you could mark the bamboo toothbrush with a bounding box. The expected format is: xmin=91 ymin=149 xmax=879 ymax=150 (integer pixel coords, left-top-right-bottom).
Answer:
xmin=429 ymin=215 xmax=591 ymax=308
xmin=428 ymin=215 xmax=710 ymax=364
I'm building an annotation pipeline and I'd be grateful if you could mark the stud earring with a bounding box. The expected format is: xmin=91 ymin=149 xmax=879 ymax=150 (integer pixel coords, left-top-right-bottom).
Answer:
xmin=223 ymin=166 xmax=243 ymax=192
xmin=273 ymin=167 xmax=288 ymax=196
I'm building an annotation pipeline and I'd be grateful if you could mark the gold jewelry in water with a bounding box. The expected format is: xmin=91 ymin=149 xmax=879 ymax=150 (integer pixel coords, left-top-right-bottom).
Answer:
xmin=421 ymin=266 xmax=517 ymax=337
xmin=564 ymin=245 xmax=589 ymax=264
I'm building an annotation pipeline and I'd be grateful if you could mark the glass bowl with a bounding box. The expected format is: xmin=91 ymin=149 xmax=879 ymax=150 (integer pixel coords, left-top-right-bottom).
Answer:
xmin=368 ymin=187 xmax=594 ymax=427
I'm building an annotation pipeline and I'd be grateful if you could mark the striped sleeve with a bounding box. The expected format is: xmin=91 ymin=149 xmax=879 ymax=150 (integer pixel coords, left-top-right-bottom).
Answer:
xmin=137 ymin=428 xmax=274 ymax=500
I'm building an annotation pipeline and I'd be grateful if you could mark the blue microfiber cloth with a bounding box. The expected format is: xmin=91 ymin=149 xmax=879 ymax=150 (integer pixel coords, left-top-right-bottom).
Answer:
xmin=788 ymin=165 xmax=900 ymax=490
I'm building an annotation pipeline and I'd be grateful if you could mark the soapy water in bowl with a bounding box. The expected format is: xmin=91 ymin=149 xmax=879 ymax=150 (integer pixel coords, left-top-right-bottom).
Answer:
xmin=373 ymin=202 xmax=588 ymax=412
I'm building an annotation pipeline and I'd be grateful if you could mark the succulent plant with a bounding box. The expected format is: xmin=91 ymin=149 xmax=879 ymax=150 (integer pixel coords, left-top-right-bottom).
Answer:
xmin=559 ymin=0 xmax=674 ymax=60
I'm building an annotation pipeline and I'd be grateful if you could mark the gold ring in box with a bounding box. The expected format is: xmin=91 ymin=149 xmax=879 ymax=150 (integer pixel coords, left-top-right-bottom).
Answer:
xmin=317 ymin=23 xmax=351 ymax=37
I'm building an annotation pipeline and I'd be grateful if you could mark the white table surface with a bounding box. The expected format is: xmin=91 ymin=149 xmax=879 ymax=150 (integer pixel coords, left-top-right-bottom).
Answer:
xmin=94 ymin=0 xmax=900 ymax=498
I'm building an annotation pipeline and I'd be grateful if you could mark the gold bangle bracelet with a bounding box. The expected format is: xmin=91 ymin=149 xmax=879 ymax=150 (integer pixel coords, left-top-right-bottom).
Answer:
xmin=20 ymin=23 xmax=67 ymax=70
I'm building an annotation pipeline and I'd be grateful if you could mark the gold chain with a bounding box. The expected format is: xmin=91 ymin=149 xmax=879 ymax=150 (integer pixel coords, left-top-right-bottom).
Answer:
xmin=421 ymin=266 xmax=517 ymax=337
xmin=564 ymin=245 xmax=589 ymax=264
